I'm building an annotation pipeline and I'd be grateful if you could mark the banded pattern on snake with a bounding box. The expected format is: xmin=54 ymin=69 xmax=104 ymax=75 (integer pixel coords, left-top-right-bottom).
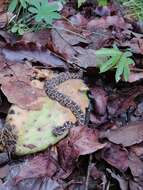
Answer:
xmin=44 ymin=70 xmax=85 ymax=136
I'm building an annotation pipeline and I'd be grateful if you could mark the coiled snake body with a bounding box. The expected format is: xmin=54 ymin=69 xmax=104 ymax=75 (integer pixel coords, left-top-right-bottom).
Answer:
xmin=44 ymin=70 xmax=85 ymax=136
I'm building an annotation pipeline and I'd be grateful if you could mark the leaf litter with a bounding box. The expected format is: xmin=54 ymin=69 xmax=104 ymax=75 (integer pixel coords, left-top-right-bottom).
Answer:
xmin=0 ymin=0 xmax=142 ymax=190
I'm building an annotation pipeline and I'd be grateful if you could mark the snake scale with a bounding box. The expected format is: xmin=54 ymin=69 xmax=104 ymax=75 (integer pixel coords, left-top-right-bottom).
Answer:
xmin=44 ymin=69 xmax=85 ymax=136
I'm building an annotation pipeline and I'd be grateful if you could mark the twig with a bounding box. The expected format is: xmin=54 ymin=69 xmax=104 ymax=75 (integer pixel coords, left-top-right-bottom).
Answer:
xmin=63 ymin=180 xmax=82 ymax=189
xmin=85 ymin=154 xmax=93 ymax=190
xmin=52 ymin=25 xmax=87 ymax=40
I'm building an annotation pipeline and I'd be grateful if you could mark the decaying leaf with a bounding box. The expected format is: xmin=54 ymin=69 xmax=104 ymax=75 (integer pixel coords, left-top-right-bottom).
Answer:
xmin=74 ymin=47 xmax=107 ymax=68
xmin=101 ymin=143 xmax=129 ymax=171
xmin=101 ymin=122 xmax=143 ymax=147
xmin=2 ymin=48 xmax=66 ymax=68
xmin=5 ymin=70 xmax=89 ymax=155
xmin=90 ymin=86 xmax=108 ymax=115
xmin=87 ymin=16 xmax=131 ymax=31
xmin=128 ymin=151 xmax=143 ymax=179
xmin=0 ymin=62 xmax=44 ymax=110
xmin=0 ymin=1 xmax=143 ymax=189
xmin=58 ymin=126 xmax=106 ymax=174
xmin=0 ymin=152 xmax=63 ymax=190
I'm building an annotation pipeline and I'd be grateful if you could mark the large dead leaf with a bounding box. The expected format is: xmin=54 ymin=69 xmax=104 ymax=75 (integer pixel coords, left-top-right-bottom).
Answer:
xmin=53 ymin=21 xmax=89 ymax=46
xmin=129 ymin=151 xmax=143 ymax=178
xmin=0 ymin=0 xmax=8 ymax=13
xmin=0 ymin=62 xmax=44 ymax=110
xmin=87 ymin=16 xmax=131 ymax=31
xmin=131 ymin=143 xmax=143 ymax=157
xmin=57 ymin=126 xmax=106 ymax=174
xmin=6 ymin=70 xmax=89 ymax=155
xmin=90 ymin=86 xmax=108 ymax=115
xmin=74 ymin=47 xmax=107 ymax=68
xmin=2 ymin=80 xmax=44 ymax=110
xmin=51 ymin=29 xmax=77 ymax=61
xmin=101 ymin=122 xmax=143 ymax=147
xmin=19 ymin=29 xmax=52 ymax=48
xmin=128 ymin=151 xmax=143 ymax=189
xmin=128 ymin=72 xmax=143 ymax=83
xmin=0 ymin=153 xmax=63 ymax=190
xmin=101 ymin=143 xmax=129 ymax=171
xmin=0 ymin=177 xmax=62 ymax=190
xmin=2 ymin=48 xmax=66 ymax=68
xmin=0 ymin=13 xmax=11 ymax=28
xmin=15 ymin=153 xmax=60 ymax=183
xmin=69 ymin=127 xmax=106 ymax=155
xmin=122 ymin=38 xmax=143 ymax=55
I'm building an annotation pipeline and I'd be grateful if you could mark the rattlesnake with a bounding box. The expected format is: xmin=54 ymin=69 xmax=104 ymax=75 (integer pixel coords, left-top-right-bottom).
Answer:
xmin=44 ymin=69 xmax=85 ymax=136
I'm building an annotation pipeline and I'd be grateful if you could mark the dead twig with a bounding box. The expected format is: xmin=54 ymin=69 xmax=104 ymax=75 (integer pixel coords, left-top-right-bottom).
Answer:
xmin=85 ymin=154 xmax=93 ymax=190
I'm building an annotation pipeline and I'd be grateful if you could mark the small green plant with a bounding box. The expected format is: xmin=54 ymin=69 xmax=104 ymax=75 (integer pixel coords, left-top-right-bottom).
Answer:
xmin=8 ymin=0 xmax=29 ymax=12
xmin=78 ymin=0 xmax=86 ymax=8
xmin=118 ymin=0 xmax=143 ymax=21
xmin=97 ymin=0 xmax=108 ymax=6
xmin=10 ymin=21 xmax=30 ymax=35
xmin=78 ymin=0 xmax=108 ymax=7
xmin=28 ymin=0 xmax=61 ymax=26
xmin=96 ymin=48 xmax=135 ymax=82
xmin=8 ymin=0 xmax=61 ymax=35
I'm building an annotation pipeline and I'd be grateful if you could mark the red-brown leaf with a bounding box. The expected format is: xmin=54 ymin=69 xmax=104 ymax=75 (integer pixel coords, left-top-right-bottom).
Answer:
xmin=101 ymin=143 xmax=129 ymax=171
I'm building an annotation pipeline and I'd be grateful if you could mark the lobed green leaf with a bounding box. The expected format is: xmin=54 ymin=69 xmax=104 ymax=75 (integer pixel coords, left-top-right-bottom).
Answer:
xmin=97 ymin=48 xmax=134 ymax=82
xmin=8 ymin=0 xmax=18 ymax=12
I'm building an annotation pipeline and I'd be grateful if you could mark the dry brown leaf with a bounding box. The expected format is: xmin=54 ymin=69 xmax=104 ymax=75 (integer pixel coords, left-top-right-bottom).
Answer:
xmin=1 ymin=79 xmax=44 ymax=110
xmin=101 ymin=144 xmax=129 ymax=171
xmin=2 ymin=48 xmax=66 ymax=68
xmin=90 ymin=87 xmax=108 ymax=115
xmin=131 ymin=143 xmax=143 ymax=157
xmin=74 ymin=47 xmax=107 ymax=68
xmin=129 ymin=151 xmax=143 ymax=182
xmin=58 ymin=126 xmax=106 ymax=174
xmin=87 ymin=16 xmax=131 ymax=31
xmin=69 ymin=127 xmax=106 ymax=155
xmin=122 ymin=38 xmax=143 ymax=55
xmin=20 ymin=30 xmax=51 ymax=48
xmin=0 ymin=12 xmax=13 ymax=29
xmin=101 ymin=122 xmax=143 ymax=147
xmin=0 ymin=62 xmax=44 ymax=110
xmin=128 ymin=72 xmax=143 ymax=82
xmin=0 ymin=1 xmax=8 ymax=13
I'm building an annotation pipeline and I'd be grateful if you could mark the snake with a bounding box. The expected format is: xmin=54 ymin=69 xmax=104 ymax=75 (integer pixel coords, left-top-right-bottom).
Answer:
xmin=44 ymin=69 xmax=85 ymax=136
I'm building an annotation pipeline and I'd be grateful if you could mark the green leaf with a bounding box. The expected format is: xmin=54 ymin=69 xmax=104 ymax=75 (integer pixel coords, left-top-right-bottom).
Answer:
xmin=78 ymin=0 xmax=86 ymax=8
xmin=18 ymin=28 xmax=25 ymax=35
xmin=46 ymin=2 xmax=59 ymax=11
xmin=8 ymin=0 xmax=18 ymax=12
xmin=97 ymin=0 xmax=108 ymax=6
xmin=124 ymin=51 xmax=133 ymax=57
xmin=96 ymin=47 xmax=134 ymax=82
xmin=44 ymin=12 xmax=61 ymax=25
xmin=30 ymin=1 xmax=61 ymax=25
xmin=11 ymin=25 xmax=18 ymax=33
xmin=115 ymin=56 xmax=125 ymax=82
xmin=59 ymin=0 xmax=65 ymax=4
xmin=28 ymin=7 xmax=38 ymax=14
xmin=100 ymin=56 xmax=117 ymax=73
xmin=96 ymin=48 xmax=121 ymax=57
xmin=126 ymin=58 xmax=135 ymax=65
xmin=19 ymin=0 xmax=27 ymax=8
xmin=28 ymin=0 xmax=40 ymax=8
xmin=123 ymin=62 xmax=130 ymax=81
